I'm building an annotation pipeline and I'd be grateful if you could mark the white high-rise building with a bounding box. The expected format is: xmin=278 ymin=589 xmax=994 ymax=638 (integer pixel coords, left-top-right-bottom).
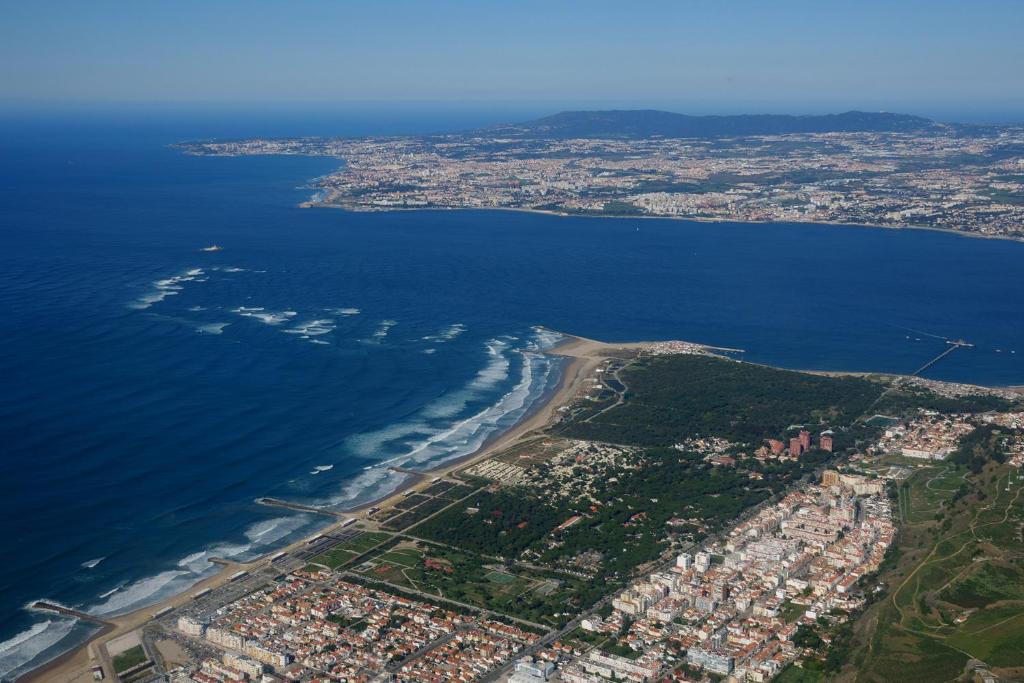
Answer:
xmin=695 ymin=551 xmax=712 ymax=573
xmin=676 ymin=552 xmax=693 ymax=570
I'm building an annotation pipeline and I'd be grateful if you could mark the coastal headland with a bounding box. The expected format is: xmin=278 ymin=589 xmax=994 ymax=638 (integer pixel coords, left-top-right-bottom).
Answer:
xmin=181 ymin=109 xmax=1024 ymax=242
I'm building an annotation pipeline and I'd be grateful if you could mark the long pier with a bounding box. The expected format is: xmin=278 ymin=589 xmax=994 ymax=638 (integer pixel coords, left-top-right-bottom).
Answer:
xmin=31 ymin=602 xmax=113 ymax=627
xmin=703 ymin=344 xmax=746 ymax=354
xmin=388 ymin=466 xmax=424 ymax=476
xmin=256 ymin=497 xmax=346 ymax=518
xmin=912 ymin=339 xmax=973 ymax=377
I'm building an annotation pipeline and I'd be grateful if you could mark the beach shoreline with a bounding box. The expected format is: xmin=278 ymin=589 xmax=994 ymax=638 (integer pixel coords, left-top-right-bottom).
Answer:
xmin=337 ymin=335 xmax=582 ymax=516
xmin=17 ymin=331 xmax=1020 ymax=682
xmin=16 ymin=331 xmax=630 ymax=683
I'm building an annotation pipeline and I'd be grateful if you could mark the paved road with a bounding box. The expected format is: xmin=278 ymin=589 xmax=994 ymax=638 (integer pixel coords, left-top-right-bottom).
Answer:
xmin=385 ymin=619 xmax=480 ymax=674
xmin=340 ymin=571 xmax=549 ymax=631
xmin=479 ymin=480 xmax=804 ymax=682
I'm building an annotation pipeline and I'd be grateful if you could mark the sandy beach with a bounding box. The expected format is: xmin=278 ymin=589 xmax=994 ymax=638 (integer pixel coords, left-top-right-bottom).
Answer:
xmin=20 ymin=329 xmax=1019 ymax=682
xmin=19 ymin=331 xmax=648 ymax=683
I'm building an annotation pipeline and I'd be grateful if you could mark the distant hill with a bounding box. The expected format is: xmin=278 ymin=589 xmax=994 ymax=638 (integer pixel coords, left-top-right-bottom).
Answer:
xmin=490 ymin=109 xmax=936 ymax=139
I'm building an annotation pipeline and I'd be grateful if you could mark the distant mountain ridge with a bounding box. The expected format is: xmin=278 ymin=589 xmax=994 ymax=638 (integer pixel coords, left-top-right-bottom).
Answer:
xmin=490 ymin=109 xmax=937 ymax=139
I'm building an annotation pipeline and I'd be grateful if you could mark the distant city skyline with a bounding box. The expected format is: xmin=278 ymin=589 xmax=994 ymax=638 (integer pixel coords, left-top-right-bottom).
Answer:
xmin=2 ymin=0 xmax=1024 ymax=122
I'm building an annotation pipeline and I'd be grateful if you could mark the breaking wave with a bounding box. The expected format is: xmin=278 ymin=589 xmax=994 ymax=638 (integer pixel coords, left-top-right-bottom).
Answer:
xmin=196 ymin=322 xmax=230 ymax=335
xmin=0 ymin=619 xmax=78 ymax=681
xmin=422 ymin=323 xmax=467 ymax=342
xmin=372 ymin=319 xmax=397 ymax=338
xmin=129 ymin=268 xmax=206 ymax=310
xmin=231 ymin=306 xmax=298 ymax=325
xmin=333 ymin=329 xmax=563 ymax=510
xmin=420 ymin=339 xmax=511 ymax=420
xmin=283 ymin=318 xmax=335 ymax=340
xmin=84 ymin=515 xmax=313 ymax=619
xmin=326 ymin=464 xmax=414 ymax=510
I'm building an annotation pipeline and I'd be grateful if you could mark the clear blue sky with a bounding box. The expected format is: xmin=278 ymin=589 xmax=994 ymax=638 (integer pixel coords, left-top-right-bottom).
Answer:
xmin=2 ymin=0 xmax=1023 ymax=120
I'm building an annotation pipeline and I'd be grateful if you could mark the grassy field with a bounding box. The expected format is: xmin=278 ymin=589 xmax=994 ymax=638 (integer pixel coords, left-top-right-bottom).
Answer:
xmin=112 ymin=645 xmax=147 ymax=674
xmin=846 ymin=460 xmax=1024 ymax=682
xmin=902 ymin=465 xmax=964 ymax=524
xmin=486 ymin=570 xmax=518 ymax=584
xmin=356 ymin=543 xmax=540 ymax=603
xmin=780 ymin=599 xmax=809 ymax=624
xmin=776 ymin=665 xmax=827 ymax=683
xmin=357 ymin=546 xmax=427 ymax=583
xmin=940 ymin=562 xmax=1024 ymax=608
xmin=947 ymin=603 xmax=1024 ymax=666
xmin=312 ymin=531 xmax=392 ymax=569
xmin=352 ymin=541 xmax=582 ymax=626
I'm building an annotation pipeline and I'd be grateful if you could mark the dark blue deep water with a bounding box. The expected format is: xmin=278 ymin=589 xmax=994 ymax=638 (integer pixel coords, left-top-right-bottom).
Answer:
xmin=1 ymin=111 xmax=1023 ymax=678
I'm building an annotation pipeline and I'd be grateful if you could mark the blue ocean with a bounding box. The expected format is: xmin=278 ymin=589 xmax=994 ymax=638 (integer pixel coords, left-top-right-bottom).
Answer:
xmin=1 ymin=109 xmax=1023 ymax=679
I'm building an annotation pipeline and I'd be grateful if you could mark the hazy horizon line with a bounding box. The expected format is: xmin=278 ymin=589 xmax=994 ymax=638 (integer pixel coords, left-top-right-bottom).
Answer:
xmin=2 ymin=99 xmax=1024 ymax=126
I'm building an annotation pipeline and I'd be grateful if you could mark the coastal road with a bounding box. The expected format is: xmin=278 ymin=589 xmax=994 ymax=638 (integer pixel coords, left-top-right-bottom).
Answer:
xmin=583 ymin=359 xmax=632 ymax=423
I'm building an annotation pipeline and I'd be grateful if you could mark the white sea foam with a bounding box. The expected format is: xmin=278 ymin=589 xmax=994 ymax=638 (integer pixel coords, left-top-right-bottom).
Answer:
xmin=97 ymin=581 xmax=128 ymax=599
xmin=231 ymin=306 xmax=298 ymax=326
xmin=310 ymin=464 xmax=334 ymax=475
xmin=81 ymin=557 xmax=104 ymax=569
xmin=283 ymin=319 xmax=335 ymax=337
xmin=188 ymin=305 xmax=207 ymax=312
xmin=243 ymin=516 xmax=310 ymax=546
xmin=469 ymin=339 xmax=512 ymax=390
xmin=528 ymin=326 xmax=564 ymax=350
xmin=404 ymin=351 xmax=542 ymax=466
xmin=422 ymin=323 xmax=467 ymax=343
xmin=130 ymin=268 xmax=206 ymax=310
xmin=0 ymin=619 xmax=77 ymax=681
xmin=350 ymin=338 xmax=519 ymax=454
xmin=422 ymin=348 xmax=436 ymax=354
xmin=338 ymin=331 xmax=562 ymax=511
xmin=89 ymin=569 xmax=191 ymax=616
xmin=417 ymin=339 xmax=512 ymax=421
xmin=85 ymin=516 xmax=310 ymax=618
xmin=328 ymin=465 xmax=413 ymax=508
xmin=372 ymin=319 xmax=397 ymax=338
xmin=196 ymin=322 xmax=230 ymax=335
xmin=326 ymin=307 xmax=360 ymax=316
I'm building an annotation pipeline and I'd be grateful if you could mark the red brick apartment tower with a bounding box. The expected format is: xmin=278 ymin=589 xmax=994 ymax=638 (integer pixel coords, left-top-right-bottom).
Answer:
xmin=820 ymin=433 xmax=834 ymax=452
xmin=789 ymin=436 xmax=803 ymax=456
xmin=799 ymin=429 xmax=811 ymax=452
